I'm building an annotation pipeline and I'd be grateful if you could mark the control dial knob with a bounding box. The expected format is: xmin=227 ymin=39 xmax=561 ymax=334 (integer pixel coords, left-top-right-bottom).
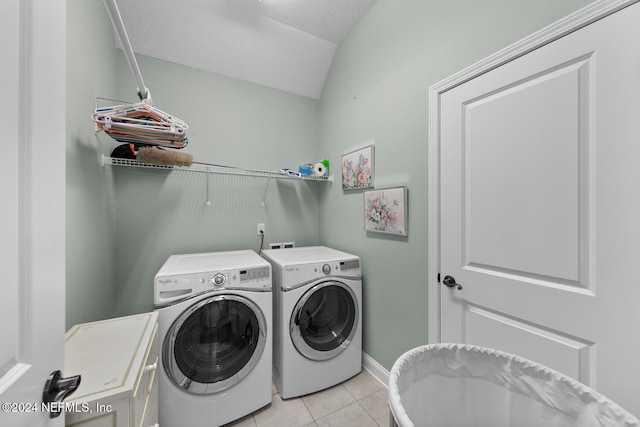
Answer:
xmin=322 ymin=264 xmax=332 ymax=275
xmin=212 ymin=273 xmax=226 ymax=286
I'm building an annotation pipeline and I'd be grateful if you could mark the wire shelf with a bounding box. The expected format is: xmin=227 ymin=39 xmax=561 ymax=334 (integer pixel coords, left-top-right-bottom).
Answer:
xmin=101 ymin=156 xmax=333 ymax=183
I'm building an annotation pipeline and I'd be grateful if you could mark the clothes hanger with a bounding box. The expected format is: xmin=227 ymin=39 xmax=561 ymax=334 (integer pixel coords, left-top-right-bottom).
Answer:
xmin=92 ymin=99 xmax=189 ymax=147
xmin=93 ymin=0 xmax=189 ymax=149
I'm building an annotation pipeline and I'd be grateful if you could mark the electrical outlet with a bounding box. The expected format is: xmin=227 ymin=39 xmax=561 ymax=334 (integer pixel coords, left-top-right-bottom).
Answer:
xmin=269 ymin=243 xmax=282 ymax=249
xmin=283 ymin=242 xmax=295 ymax=248
xmin=257 ymin=223 xmax=265 ymax=236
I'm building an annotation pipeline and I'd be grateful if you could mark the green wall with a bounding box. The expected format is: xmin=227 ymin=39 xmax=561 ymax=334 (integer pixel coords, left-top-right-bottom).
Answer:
xmin=319 ymin=0 xmax=591 ymax=369
xmin=66 ymin=1 xmax=323 ymax=323
xmin=108 ymin=55 xmax=323 ymax=316
xmin=65 ymin=0 xmax=117 ymax=329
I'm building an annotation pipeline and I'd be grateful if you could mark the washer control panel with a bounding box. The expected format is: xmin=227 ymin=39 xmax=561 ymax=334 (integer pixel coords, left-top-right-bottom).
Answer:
xmin=155 ymin=265 xmax=271 ymax=306
xmin=340 ymin=259 xmax=360 ymax=271
xmin=201 ymin=266 xmax=270 ymax=289
xmin=240 ymin=266 xmax=270 ymax=282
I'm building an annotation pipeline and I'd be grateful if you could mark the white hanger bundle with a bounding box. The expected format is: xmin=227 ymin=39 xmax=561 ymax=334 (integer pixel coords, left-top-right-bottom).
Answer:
xmin=93 ymin=0 xmax=189 ymax=148
xmin=93 ymin=100 xmax=188 ymax=147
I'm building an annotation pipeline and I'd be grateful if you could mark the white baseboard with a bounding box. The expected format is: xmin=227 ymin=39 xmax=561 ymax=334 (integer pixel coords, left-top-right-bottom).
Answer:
xmin=362 ymin=352 xmax=389 ymax=389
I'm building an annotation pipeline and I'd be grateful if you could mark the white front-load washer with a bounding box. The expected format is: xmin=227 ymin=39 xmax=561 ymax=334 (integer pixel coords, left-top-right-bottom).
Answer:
xmin=154 ymin=250 xmax=272 ymax=427
xmin=261 ymin=246 xmax=362 ymax=399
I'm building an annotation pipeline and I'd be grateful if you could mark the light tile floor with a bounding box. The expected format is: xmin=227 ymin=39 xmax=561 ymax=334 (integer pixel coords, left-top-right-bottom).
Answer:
xmin=225 ymin=370 xmax=389 ymax=427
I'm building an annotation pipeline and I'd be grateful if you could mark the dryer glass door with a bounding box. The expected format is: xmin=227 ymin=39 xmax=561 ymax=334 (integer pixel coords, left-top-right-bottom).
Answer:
xmin=164 ymin=294 xmax=266 ymax=395
xmin=291 ymin=281 xmax=358 ymax=361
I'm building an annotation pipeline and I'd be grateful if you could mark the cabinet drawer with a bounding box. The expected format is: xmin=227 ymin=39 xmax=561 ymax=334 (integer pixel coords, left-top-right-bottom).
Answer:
xmin=133 ymin=324 xmax=158 ymax=427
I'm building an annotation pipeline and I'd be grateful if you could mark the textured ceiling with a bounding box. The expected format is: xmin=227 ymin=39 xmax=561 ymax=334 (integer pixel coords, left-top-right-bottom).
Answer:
xmin=115 ymin=0 xmax=377 ymax=99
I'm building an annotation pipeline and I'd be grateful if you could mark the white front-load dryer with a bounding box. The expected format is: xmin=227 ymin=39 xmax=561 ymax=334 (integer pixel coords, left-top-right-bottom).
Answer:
xmin=261 ymin=246 xmax=362 ymax=399
xmin=154 ymin=250 xmax=272 ymax=427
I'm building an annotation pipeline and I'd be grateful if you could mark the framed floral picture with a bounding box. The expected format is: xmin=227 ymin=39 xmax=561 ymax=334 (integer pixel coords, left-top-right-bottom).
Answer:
xmin=342 ymin=145 xmax=374 ymax=190
xmin=364 ymin=187 xmax=408 ymax=235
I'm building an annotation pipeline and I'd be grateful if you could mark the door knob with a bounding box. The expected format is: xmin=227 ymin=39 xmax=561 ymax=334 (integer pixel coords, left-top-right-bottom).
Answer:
xmin=442 ymin=275 xmax=463 ymax=290
xmin=42 ymin=370 xmax=81 ymax=418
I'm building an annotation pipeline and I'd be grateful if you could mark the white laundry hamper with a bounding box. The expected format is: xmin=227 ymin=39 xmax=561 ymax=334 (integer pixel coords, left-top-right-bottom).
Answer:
xmin=388 ymin=344 xmax=639 ymax=427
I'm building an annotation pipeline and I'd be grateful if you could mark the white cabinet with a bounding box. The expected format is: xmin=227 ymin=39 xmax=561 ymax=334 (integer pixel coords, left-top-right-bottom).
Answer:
xmin=64 ymin=312 xmax=159 ymax=427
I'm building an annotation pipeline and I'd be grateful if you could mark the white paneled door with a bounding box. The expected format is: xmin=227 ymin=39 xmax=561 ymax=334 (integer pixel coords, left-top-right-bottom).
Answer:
xmin=430 ymin=0 xmax=640 ymax=417
xmin=0 ymin=0 xmax=67 ymax=426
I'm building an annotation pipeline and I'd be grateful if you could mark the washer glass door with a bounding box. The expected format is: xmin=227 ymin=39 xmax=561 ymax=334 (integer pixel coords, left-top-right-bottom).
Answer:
xmin=164 ymin=294 xmax=266 ymax=395
xmin=291 ymin=281 xmax=358 ymax=361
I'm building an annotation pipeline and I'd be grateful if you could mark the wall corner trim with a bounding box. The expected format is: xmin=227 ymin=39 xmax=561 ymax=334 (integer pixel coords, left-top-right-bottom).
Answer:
xmin=362 ymin=352 xmax=390 ymax=389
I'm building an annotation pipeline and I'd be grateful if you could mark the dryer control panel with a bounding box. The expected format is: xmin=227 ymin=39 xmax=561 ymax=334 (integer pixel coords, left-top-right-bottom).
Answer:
xmin=280 ymin=258 xmax=361 ymax=291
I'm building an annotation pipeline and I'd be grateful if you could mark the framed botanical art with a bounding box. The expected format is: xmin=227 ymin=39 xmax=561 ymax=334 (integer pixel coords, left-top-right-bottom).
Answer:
xmin=342 ymin=145 xmax=374 ymax=190
xmin=364 ymin=187 xmax=408 ymax=236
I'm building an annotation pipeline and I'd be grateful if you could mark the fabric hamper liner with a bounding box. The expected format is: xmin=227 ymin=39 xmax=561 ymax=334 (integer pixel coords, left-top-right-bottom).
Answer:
xmin=388 ymin=344 xmax=639 ymax=427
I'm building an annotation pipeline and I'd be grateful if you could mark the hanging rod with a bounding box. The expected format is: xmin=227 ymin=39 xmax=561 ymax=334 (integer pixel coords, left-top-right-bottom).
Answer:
xmin=102 ymin=0 xmax=149 ymax=101
xmin=101 ymin=156 xmax=333 ymax=182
